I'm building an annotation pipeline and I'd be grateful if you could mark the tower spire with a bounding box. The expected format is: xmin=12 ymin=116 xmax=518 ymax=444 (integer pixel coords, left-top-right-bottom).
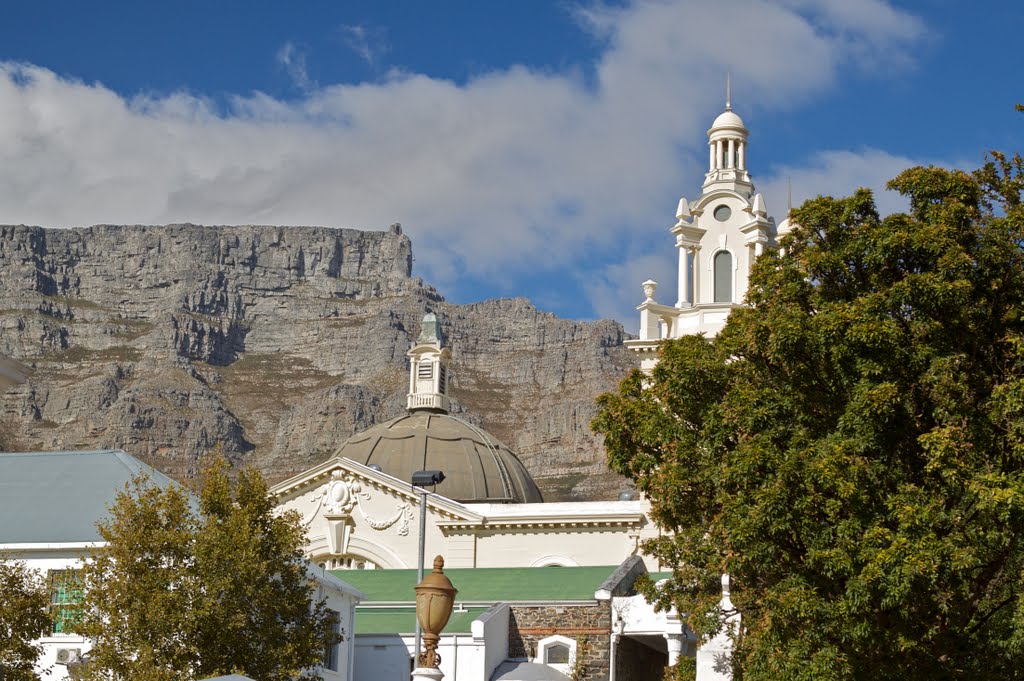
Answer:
xmin=725 ymin=71 xmax=731 ymax=111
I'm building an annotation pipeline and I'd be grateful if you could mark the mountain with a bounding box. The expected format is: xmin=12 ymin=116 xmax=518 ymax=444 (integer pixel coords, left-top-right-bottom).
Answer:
xmin=0 ymin=223 xmax=634 ymax=500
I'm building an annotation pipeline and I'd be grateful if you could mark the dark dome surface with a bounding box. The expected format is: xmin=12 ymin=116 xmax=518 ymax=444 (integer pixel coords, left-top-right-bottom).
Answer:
xmin=336 ymin=411 xmax=543 ymax=503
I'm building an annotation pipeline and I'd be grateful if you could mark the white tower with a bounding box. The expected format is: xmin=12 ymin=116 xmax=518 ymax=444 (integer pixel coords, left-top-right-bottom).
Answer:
xmin=627 ymin=91 xmax=776 ymax=372
xmin=407 ymin=312 xmax=452 ymax=413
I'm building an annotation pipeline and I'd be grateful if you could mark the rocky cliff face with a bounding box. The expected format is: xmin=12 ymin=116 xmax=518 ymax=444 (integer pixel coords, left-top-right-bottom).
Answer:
xmin=0 ymin=223 xmax=634 ymax=500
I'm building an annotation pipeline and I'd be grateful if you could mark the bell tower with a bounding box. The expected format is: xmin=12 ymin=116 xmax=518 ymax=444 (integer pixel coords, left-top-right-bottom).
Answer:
xmin=626 ymin=83 xmax=777 ymax=372
xmin=407 ymin=312 xmax=452 ymax=413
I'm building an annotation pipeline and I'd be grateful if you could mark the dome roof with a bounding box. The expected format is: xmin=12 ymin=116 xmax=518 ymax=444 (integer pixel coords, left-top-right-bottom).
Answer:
xmin=336 ymin=411 xmax=543 ymax=504
xmin=710 ymin=109 xmax=746 ymax=132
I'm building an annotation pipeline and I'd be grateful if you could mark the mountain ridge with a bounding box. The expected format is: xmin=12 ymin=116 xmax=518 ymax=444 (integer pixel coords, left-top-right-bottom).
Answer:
xmin=0 ymin=222 xmax=634 ymax=500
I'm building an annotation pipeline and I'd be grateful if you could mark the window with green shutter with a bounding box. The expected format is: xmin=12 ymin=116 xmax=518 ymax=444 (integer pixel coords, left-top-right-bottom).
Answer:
xmin=49 ymin=569 xmax=83 ymax=634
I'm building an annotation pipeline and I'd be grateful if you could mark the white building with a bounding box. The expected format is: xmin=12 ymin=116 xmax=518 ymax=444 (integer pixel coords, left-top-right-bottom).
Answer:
xmin=626 ymin=93 xmax=785 ymax=373
xmin=0 ymin=448 xmax=363 ymax=681
xmin=271 ymin=313 xmax=661 ymax=575
xmin=623 ymin=93 xmax=788 ymax=680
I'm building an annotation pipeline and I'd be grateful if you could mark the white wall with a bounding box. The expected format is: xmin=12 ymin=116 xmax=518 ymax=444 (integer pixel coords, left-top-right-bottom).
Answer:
xmin=473 ymin=603 xmax=510 ymax=679
xmin=353 ymin=633 xmax=490 ymax=681
xmin=4 ymin=549 xmax=93 ymax=681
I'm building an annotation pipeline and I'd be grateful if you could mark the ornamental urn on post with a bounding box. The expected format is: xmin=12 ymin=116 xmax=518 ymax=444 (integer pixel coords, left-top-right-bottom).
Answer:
xmin=412 ymin=555 xmax=458 ymax=680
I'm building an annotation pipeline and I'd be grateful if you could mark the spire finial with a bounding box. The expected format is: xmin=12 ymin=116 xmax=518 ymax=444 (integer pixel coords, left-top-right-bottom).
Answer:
xmin=725 ymin=71 xmax=731 ymax=111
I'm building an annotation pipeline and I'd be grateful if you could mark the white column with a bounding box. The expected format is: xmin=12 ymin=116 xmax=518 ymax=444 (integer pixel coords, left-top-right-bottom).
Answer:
xmin=709 ymin=144 xmax=715 ymax=171
xmin=677 ymin=244 xmax=690 ymax=307
xmin=715 ymin=140 xmax=723 ymax=170
xmin=691 ymin=247 xmax=701 ymax=305
xmin=737 ymin=142 xmax=745 ymax=170
xmin=412 ymin=668 xmax=444 ymax=681
xmin=610 ymin=632 xmax=620 ymax=681
xmin=665 ymin=633 xmax=684 ymax=666
xmin=754 ymin=241 xmax=764 ymax=257
xmin=727 ymin=139 xmax=735 ymax=169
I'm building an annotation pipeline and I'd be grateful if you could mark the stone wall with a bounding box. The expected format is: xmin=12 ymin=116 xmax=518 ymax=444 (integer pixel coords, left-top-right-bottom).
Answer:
xmin=508 ymin=602 xmax=611 ymax=680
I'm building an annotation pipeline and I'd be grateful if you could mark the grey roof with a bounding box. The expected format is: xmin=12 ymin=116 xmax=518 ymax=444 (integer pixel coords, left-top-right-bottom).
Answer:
xmin=0 ymin=449 xmax=180 ymax=544
xmin=491 ymin=661 xmax=571 ymax=681
xmin=336 ymin=411 xmax=543 ymax=504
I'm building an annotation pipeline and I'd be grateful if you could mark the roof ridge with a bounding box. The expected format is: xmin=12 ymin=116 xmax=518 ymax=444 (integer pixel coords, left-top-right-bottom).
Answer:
xmin=0 ymin=448 xmax=126 ymax=457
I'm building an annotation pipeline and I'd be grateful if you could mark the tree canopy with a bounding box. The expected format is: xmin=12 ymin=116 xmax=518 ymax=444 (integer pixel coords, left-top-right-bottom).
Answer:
xmin=75 ymin=457 xmax=340 ymax=681
xmin=594 ymin=151 xmax=1024 ymax=680
xmin=0 ymin=557 xmax=52 ymax=681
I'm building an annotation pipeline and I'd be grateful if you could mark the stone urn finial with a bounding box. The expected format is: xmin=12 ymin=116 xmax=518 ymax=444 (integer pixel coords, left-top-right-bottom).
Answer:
xmin=414 ymin=555 xmax=458 ymax=671
xmin=642 ymin=279 xmax=658 ymax=302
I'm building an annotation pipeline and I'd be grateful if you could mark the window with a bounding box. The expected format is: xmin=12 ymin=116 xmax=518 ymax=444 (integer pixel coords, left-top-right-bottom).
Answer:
xmin=713 ymin=204 xmax=731 ymax=222
xmin=49 ymin=569 xmax=83 ymax=635
xmin=714 ymin=250 xmax=733 ymax=303
xmin=438 ymin=366 xmax=446 ymax=393
xmin=536 ymin=634 xmax=576 ymax=674
xmin=418 ymin=362 xmax=433 ymax=379
xmin=322 ymin=609 xmax=341 ymax=671
xmin=545 ymin=643 xmax=570 ymax=664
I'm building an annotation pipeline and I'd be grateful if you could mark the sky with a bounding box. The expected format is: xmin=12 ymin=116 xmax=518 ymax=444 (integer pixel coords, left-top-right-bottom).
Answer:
xmin=1 ymin=0 xmax=1021 ymax=331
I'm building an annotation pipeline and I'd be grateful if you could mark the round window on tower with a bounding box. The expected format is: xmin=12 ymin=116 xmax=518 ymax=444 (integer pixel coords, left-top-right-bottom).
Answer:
xmin=713 ymin=204 xmax=732 ymax=222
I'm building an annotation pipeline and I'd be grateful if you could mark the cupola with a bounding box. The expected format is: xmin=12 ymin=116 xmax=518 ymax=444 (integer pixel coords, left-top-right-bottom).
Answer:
xmin=703 ymin=77 xmax=753 ymax=196
xmin=407 ymin=313 xmax=452 ymax=413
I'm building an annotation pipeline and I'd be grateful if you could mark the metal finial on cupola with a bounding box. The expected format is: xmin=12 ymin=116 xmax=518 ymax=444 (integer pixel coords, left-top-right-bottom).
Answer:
xmin=725 ymin=70 xmax=731 ymax=111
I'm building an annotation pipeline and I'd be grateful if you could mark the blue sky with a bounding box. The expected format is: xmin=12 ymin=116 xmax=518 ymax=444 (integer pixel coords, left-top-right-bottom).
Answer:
xmin=1 ymin=1 xmax=1021 ymax=329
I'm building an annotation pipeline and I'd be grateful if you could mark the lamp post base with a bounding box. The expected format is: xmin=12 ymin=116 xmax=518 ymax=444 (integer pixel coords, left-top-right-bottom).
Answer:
xmin=412 ymin=667 xmax=444 ymax=681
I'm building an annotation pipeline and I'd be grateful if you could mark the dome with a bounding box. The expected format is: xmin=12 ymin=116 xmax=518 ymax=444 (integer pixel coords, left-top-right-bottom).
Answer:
xmin=710 ymin=109 xmax=747 ymax=132
xmin=335 ymin=411 xmax=544 ymax=504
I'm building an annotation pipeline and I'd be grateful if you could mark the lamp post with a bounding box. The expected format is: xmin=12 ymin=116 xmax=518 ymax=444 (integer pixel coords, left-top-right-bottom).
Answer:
xmin=411 ymin=469 xmax=445 ymax=667
xmin=412 ymin=555 xmax=458 ymax=681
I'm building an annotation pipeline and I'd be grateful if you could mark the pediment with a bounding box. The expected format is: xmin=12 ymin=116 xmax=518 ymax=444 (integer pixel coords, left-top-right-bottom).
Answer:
xmin=270 ymin=456 xmax=484 ymax=524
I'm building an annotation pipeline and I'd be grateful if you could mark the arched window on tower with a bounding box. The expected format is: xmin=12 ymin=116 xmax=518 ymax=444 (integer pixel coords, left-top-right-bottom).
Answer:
xmin=714 ymin=251 xmax=733 ymax=303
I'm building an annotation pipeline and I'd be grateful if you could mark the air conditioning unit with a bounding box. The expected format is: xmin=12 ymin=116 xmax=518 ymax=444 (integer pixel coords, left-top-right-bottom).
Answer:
xmin=56 ymin=648 xmax=81 ymax=665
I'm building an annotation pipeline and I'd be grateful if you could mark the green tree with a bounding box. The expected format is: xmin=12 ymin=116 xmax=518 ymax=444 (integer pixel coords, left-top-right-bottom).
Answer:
xmin=0 ymin=557 xmax=53 ymax=681
xmin=594 ymin=152 xmax=1024 ymax=680
xmin=76 ymin=457 xmax=340 ymax=681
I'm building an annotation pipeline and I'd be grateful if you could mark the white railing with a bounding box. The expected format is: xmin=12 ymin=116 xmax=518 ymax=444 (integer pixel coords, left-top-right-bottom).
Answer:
xmin=407 ymin=393 xmax=450 ymax=412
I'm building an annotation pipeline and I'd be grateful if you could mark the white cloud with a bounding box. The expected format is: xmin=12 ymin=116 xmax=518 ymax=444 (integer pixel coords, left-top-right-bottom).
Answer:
xmin=758 ymin=148 xmax=968 ymax=221
xmin=0 ymin=0 xmax=929 ymax=322
xmin=276 ymin=41 xmax=316 ymax=92
xmin=337 ymin=24 xmax=388 ymax=67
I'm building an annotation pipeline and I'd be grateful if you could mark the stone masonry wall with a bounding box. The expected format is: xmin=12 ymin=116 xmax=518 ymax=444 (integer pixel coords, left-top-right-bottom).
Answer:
xmin=508 ymin=602 xmax=611 ymax=681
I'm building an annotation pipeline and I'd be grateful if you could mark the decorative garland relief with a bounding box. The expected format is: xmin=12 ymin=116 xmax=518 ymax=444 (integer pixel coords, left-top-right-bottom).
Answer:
xmin=305 ymin=470 xmax=412 ymax=536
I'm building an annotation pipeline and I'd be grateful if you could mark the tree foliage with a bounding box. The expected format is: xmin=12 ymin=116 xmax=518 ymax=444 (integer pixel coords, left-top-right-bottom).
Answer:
xmin=0 ymin=557 xmax=53 ymax=681
xmin=594 ymin=152 xmax=1024 ymax=679
xmin=76 ymin=457 xmax=340 ymax=681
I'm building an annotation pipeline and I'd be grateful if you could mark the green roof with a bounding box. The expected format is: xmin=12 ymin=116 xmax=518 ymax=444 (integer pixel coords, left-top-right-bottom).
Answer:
xmin=333 ymin=565 xmax=620 ymax=603
xmin=355 ymin=606 xmax=489 ymax=635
